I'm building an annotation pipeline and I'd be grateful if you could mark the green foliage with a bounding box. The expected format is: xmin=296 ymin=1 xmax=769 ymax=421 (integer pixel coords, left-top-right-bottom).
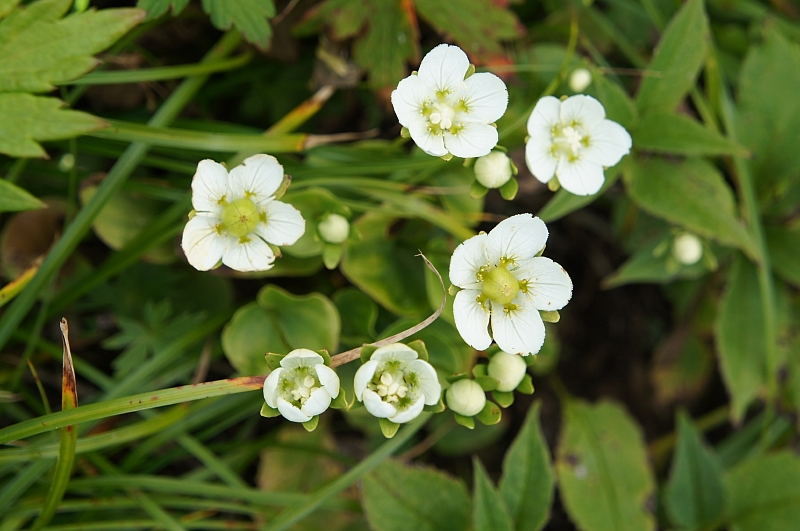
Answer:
xmin=726 ymin=452 xmax=800 ymax=531
xmin=0 ymin=179 xmax=44 ymax=213
xmin=634 ymin=112 xmax=748 ymax=156
xmin=136 ymin=0 xmax=190 ymax=19
xmin=765 ymin=224 xmax=800 ymax=287
xmin=473 ymin=458 xmax=513 ymax=531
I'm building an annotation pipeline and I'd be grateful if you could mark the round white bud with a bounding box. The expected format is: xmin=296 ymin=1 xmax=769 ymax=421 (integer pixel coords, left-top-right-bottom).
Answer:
xmin=445 ymin=379 xmax=486 ymax=417
xmin=58 ymin=153 xmax=76 ymax=173
xmin=672 ymin=233 xmax=703 ymax=265
xmin=569 ymin=68 xmax=592 ymax=92
xmin=317 ymin=213 xmax=349 ymax=244
xmin=487 ymin=351 xmax=527 ymax=392
xmin=474 ymin=151 xmax=513 ymax=189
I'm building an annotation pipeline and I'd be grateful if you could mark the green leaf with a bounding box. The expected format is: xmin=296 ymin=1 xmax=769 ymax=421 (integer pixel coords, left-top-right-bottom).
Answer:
xmin=498 ymin=403 xmax=553 ymax=531
xmin=282 ymin=188 xmax=350 ymax=259
xmin=556 ymin=400 xmax=656 ymax=531
xmin=664 ymin=411 xmax=725 ymax=530
xmin=333 ymin=287 xmax=378 ymax=346
xmin=0 ymin=93 xmax=106 ymax=157
xmin=626 ymin=157 xmax=755 ymax=255
xmin=136 ymin=0 xmax=190 ymax=19
xmin=0 ymin=0 xmax=22 ymax=20
xmin=473 ymin=458 xmax=514 ymax=531
xmin=0 ymin=0 xmax=145 ymax=92
xmin=538 ymin=169 xmax=620 ymax=223
xmin=726 ymin=452 xmax=800 ymax=531
xmin=634 ymin=112 xmax=749 ymax=156
xmin=362 ymin=459 xmax=471 ymax=531
xmin=604 ymin=237 xmax=711 ymax=288
xmin=0 ymin=179 xmax=45 ymax=213
xmin=714 ymin=256 xmax=767 ymax=423
xmin=636 ymin=0 xmax=709 ymax=113
xmin=590 ymin=74 xmax=638 ymax=131
xmin=765 ymin=224 xmax=800 ymax=288
xmin=200 ymin=0 xmax=275 ymax=50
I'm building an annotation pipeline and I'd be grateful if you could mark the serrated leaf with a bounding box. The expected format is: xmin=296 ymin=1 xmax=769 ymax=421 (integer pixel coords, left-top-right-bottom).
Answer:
xmin=556 ymin=400 xmax=656 ymax=531
xmin=362 ymin=459 xmax=470 ymax=531
xmin=726 ymin=452 xmax=800 ymax=531
xmin=636 ymin=0 xmax=709 ymax=113
xmin=0 ymin=179 xmax=45 ymax=213
xmin=473 ymin=458 xmax=514 ymax=531
xmin=498 ymin=402 xmax=553 ymax=531
xmin=136 ymin=0 xmax=190 ymax=19
xmin=200 ymin=0 xmax=275 ymax=50
xmin=634 ymin=112 xmax=749 ymax=156
xmin=0 ymin=94 xmax=106 ymax=157
xmin=0 ymin=0 xmax=145 ymax=92
xmin=352 ymin=0 xmax=418 ymax=88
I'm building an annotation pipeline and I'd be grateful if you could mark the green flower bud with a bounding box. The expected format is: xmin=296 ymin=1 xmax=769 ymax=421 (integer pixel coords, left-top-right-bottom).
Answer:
xmin=446 ymin=379 xmax=486 ymax=417
xmin=474 ymin=151 xmax=513 ymax=189
xmin=487 ymin=351 xmax=527 ymax=392
xmin=318 ymin=213 xmax=349 ymax=244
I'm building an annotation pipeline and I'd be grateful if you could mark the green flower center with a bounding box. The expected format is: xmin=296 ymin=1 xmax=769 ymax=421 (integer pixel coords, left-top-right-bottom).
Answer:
xmin=482 ymin=265 xmax=519 ymax=305
xmin=221 ymin=198 xmax=260 ymax=238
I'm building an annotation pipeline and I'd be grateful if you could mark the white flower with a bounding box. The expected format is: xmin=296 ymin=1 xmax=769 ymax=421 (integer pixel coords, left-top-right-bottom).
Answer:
xmin=354 ymin=343 xmax=441 ymax=424
xmin=487 ymin=351 xmax=527 ymax=392
xmin=672 ymin=233 xmax=703 ymax=265
xmin=569 ymin=68 xmax=592 ymax=92
xmin=445 ymin=379 xmax=486 ymax=416
xmin=181 ymin=154 xmax=305 ymax=272
xmin=317 ymin=213 xmax=349 ymax=244
xmin=525 ymin=95 xmax=632 ymax=196
xmin=391 ymin=44 xmax=508 ymax=159
xmin=449 ymin=214 xmax=572 ymax=355
xmin=262 ymin=349 xmax=340 ymax=423
xmin=474 ymin=151 xmax=513 ymax=189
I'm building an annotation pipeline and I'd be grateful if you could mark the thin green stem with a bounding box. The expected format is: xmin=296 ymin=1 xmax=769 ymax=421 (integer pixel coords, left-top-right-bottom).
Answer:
xmin=69 ymin=53 xmax=252 ymax=85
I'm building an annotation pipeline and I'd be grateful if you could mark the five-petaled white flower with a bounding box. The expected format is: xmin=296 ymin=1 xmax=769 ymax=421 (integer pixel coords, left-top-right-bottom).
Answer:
xmin=354 ymin=343 xmax=441 ymax=424
xmin=181 ymin=154 xmax=305 ymax=272
xmin=391 ymin=44 xmax=508 ymax=159
xmin=449 ymin=214 xmax=572 ymax=355
xmin=263 ymin=349 xmax=340 ymax=423
xmin=525 ymin=95 xmax=632 ymax=196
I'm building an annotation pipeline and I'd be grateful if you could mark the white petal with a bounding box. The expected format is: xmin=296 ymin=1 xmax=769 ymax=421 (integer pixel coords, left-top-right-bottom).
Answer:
xmin=408 ymin=120 xmax=447 ymax=157
xmin=443 ymin=121 xmax=498 ymax=158
xmin=255 ymin=200 xmax=305 ymax=247
xmin=262 ymin=368 xmax=283 ymax=408
xmin=490 ymin=298 xmax=546 ymax=355
xmin=372 ymin=343 xmax=418 ymax=363
xmin=515 ymin=257 xmax=573 ymax=311
xmin=390 ymin=396 xmax=425 ymax=424
xmin=301 ymin=387 xmax=332 ymax=417
xmin=181 ymin=214 xmax=227 ymax=271
xmin=191 ymin=159 xmax=229 ymax=213
xmin=354 ymin=360 xmax=379 ymax=400
xmin=449 ymin=233 xmax=488 ymax=288
xmin=461 ymin=72 xmax=508 ymax=123
xmin=485 ymin=213 xmax=548 ymax=265
xmin=221 ymin=235 xmax=276 ymax=272
xmin=277 ymin=397 xmax=312 ymax=423
xmin=391 ymin=75 xmax=432 ymax=128
xmin=453 ymin=289 xmax=492 ymax=351
xmin=280 ymin=349 xmax=323 ymax=369
xmin=556 ymin=157 xmax=605 ymax=196
xmin=559 ymin=94 xmax=606 ymax=129
xmin=315 ymin=364 xmax=340 ymax=399
xmin=228 ymin=154 xmax=283 ymax=205
xmin=525 ymin=138 xmax=558 ymax=184
xmin=526 ymin=96 xmax=561 ymax=137
xmin=362 ymin=389 xmax=397 ymax=419
xmin=582 ymin=119 xmax=632 ymax=167
xmin=407 ymin=359 xmax=441 ymax=405
xmin=417 ymin=44 xmax=469 ymax=94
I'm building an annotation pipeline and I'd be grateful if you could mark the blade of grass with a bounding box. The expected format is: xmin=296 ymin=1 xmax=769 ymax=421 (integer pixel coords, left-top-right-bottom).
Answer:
xmin=0 ymin=460 xmax=53 ymax=516
xmin=69 ymin=53 xmax=252 ymax=85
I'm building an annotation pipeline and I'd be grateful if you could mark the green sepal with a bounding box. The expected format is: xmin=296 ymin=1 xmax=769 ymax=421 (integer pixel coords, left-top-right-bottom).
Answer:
xmin=499 ymin=177 xmax=519 ymax=200
xmin=360 ymin=344 xmax=379 ymax=363
xmin=448 ymin=284 xmax=461 ymax=296
xmin=464 ymin=64 xmax=476 ymax=79
xmin=302 ymin=416 xmax=319 ymax=432
xmin=330 ymin=388 xmax=348 ymax=409
xmin=379 ymin=418 xmax=400 ymax=438
xmin=462 ymin=157 xmax=475 ymax=168
xmin=322 ymin=243 xmax=343 ymax=270
xmin=407 ymin=339 xmax=429 ymax=362
xmin=492 ymin=390 xmax=514 ymax=408
xmin=315 ymin=349 xmax=332 ymax=366
xmin=535 ymin=244 xmax=547 ymax=257
xmin=540 ymin=310 xmax=560 ymax=323
xmin=441 ymin=153 xmax=453 ymax=162
xmin=653 ymin=238 xmax=670 ymax=257
xmin=493 ymin=145 xmax=508 ymax=153
xmin=476 ymin=401 xmax=502 ymax=426
xmin=509 ymin=158 xmax=519 ymax=176
xmin=472 ymin=364 xmax=488 ymax=378
xmin=547 ymin=178 xmax=560 ymax=192
xmin=475 ymin=375 xmax=499 ymax=392
xmin=516 ymin=374 xmax=534 ymax=395
xmin=260 ymin=403 xmax=281 ymax=418
xmin=424 ymin=397 xmax=446 ymax=413
xmin=400 ymin=126 xmax=410 ymax=138
xmin=265 ymin=353 xmax=285 ymax=371
xmin=274 ymin=174 xmax=292 ymax=200
xmin=446 ymin=372 xmax=469 ymax=383
xmin=454 ymin=413 xmax=476 ymax=429
xmin=702 ymin=245 xmax=718 ymax=270
xmin=268 ymin=243 xmax=282 ymax=258
xmin=470 ymin=180 xmax=489 ymax=199
xmin=350 ymin=399 xmax=364 ymax=411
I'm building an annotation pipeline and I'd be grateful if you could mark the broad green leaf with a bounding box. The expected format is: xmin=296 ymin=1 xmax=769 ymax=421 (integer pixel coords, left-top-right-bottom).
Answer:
xmin=282 ymin=188 xmax=350 ymax=258
xmin=473 ymin=458 xmax=514 ymax=531
xmin=651 ymin=332 xmax=714 ymax=405
xmin=0 ymin=0 xmax=145 ymax=92
xmin=0 ymin=0 xmax=21 ymax=20
xmin=726 ymin=452 xmax=800 ymax=531
xmin=556 ymin=400 xmax=656 ymax=531
xmin=200 ymin=0 xmax=275 ymax=50
xmin=714 ymin=256 xmax=767 ymax=422
xmin=636 ymin=0 xmax=709 ymax=113
xmin=538 ymin=168 xmax=620 ymax=223
xmin=0 ymin=94 xmax=106 ymax=157
xmin=590 ymin=74 xmax=638 ymax=131
xmin=604 ymin=237 xmax=710 ymax=288
xmin=498 ymin=402 xmax=553 ymax=531
xmin=136 ymin=0 xmax=190 ymax=19
xmin=634 ymin=112 xmax=748 ymax=156
xmin=765 ymin=224 xmax=800 ymax=288
xmin=0 ymin=179 xmax=45 ymax=213
xmin=664 ymin=412 xmax=725 ymax=530
xmin=333 ymin=288 xmax=378 ymax=346
xmin=362 ymin=459 xmax=470 ymax=531
xmin=626 ymin=157 xmax=754 ymax=255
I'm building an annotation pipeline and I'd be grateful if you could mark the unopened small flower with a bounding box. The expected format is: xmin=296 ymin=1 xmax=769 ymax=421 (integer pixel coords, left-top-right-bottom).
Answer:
xmin=525 ymin=95 xmax=631 ymax=196
xmin=474 ymin=151 xmax=513 ymax=189
xmin=445 ymin=379 xmax=486 ymax=416
xmin=392 ymin=44 xmax=508 ymax=159
xmin=354 ymin=343 xmax=441 ymax=424
xmin=487 ymin=351 xmax=527 ymax=392
xmin=181 ymin=154 xmax=305 ymax=272
xmin=569 ymin=68 xmax=592 ymax=92
xmin=672 ymin=233 xmax=703 ymax=265
xmin=318 ymin=213 xmax=349 ymax=244
xmin=262 ymin=349 xmax=340 ymax=423
xmin=449 ymin=214 xmax=572 ymax=355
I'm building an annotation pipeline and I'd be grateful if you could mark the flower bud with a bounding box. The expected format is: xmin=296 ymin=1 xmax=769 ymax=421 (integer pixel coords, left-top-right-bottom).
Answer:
xmin=446 ymin=379 xmax=486 ymax=417
xmin=58 ymin=153 xmax=75 ymax=172
xmin=569 ymin=68 xmax=592 ymax=92
xmin=318 ymin=213 xmax=349 ymax=244
xmin=672 ymin=233 xmax=703 ymax=265
xmin=474 ymin=151 xmax=513 ymax=189
xmin=488 ymin=351 xmax=527 ymax=392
